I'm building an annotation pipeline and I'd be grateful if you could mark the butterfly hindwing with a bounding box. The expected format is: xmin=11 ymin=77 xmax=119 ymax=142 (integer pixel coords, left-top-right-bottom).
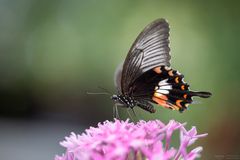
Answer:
xmin=130 ymin=66 xmax=211 ymax=112
xmin=151 ymin=66 xmax=191 ymax=112
xmin=152 ymin=66 xmax=211 ymax=112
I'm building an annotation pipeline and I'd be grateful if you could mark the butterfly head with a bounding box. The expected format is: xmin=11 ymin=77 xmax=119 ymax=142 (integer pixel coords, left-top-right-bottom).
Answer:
xmin=111 ymin=94 xmax=125 ymax=106
xmin=111 ymin=94 xmax=119 ymax=101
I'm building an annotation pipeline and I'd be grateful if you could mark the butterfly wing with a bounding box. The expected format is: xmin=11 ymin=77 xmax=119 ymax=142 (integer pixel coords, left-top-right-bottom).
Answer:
xmin=121 ymin=19 xmax=171 ymax=94
xmin=131 ymin=66 xmax=211 ymax=112
xmin=114 ymin=62 xmax=123 ymax=94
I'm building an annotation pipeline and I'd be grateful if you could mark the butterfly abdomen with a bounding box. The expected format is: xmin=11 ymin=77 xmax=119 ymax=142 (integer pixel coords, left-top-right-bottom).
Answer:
xmin=152 ymin=66 xmax=211 ymax=112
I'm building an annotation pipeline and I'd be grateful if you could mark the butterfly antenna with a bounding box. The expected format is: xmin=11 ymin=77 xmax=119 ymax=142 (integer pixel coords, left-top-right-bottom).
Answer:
xmin=86 ymin=92 xmax=110 ymax=95
xmin=98 ymin=86 xmax=113 ymax=95
xmin=86 ymin=86 xmax=113 ymax=95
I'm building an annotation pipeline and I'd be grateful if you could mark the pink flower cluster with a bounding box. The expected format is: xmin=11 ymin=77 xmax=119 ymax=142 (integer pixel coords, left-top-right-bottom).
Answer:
xmin=55 ymin=119 xmax=207 ymax=160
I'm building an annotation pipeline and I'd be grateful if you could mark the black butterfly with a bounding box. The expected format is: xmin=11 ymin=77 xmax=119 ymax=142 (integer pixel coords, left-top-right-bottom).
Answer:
xmin=111 ymin=19 xmax=211 ymax=117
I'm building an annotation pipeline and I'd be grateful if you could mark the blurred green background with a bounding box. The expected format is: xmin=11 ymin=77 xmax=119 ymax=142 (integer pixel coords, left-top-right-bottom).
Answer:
xmin=0 ymin=0 xmax=240 ymax=159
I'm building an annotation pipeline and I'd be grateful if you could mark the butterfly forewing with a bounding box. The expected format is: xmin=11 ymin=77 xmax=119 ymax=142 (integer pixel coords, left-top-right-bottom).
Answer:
xmin=121 ymin=19 xmax=171 ymax=95
xmin=114 ymin=63 xmax=123 ymax=93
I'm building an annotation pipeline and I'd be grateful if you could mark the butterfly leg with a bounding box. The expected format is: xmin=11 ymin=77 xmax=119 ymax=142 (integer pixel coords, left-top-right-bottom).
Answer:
xmin=126 ymin=108 xmax=134 ymax=122
xmin=131 ymin=108 xmax=140 ymax=121
xmin=113 ymin=104 xmax=120 ymax=119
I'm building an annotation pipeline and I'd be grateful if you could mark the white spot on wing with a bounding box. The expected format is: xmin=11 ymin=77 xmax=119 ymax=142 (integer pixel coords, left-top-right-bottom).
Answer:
xmin=159 ymin=85 xmax=172 ymax=90
xmin=158 ymin=79 xmax=168 ymax=86
xmin=165 ymin=66 xmax=171 ymax=71
xmin=156 ymin=89 xmax=169 ymax=94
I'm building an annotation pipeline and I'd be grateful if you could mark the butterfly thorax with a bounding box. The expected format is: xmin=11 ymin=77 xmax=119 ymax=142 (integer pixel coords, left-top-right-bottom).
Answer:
xmin=111 ymin=94 xmax=136 ymax=108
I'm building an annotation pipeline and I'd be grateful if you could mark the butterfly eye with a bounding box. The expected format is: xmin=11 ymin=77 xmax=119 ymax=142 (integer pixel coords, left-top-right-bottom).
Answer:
xmin=111 ymin=95 xmax=118 ymax=101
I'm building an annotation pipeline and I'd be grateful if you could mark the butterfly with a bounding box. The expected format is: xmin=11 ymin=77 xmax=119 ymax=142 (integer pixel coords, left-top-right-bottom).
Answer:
xmin=111 ymin=18 xmax=211 ymax=117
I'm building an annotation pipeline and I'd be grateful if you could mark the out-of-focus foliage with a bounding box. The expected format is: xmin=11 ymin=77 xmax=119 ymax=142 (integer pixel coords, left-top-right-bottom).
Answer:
xmin=0 ymin=0 xmax=240 ymax=159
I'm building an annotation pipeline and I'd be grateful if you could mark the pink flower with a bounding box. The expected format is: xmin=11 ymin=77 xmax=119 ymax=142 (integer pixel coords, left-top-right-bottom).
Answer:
xmin=55 ymin=119 xmax=207 ymax=160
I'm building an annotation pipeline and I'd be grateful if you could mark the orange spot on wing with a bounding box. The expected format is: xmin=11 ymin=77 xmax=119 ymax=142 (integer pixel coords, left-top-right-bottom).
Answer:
xmin=176 ymin=100 xmax=183 ymax=107
xmin=153 ymin=67 xmax=162 ymax=74
xmin=152 ymin=95 xmax=175 ymax=110
xmin=175 ymin=77 xmax=179 ymax=83
xmin=181 ymin=85 xmax=185 ymax=90
xmin=183 ymin=94 xmax=187 ymax=99
xmin=171 ymin=105 xmax=179 ymax=110
xmin=154 ymin=92 xmax=168 ymax=100
xmin=152 ymin=97 xmax=166 ymax=105
xmin=168 ymin=70 xmax=174 ymax=76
